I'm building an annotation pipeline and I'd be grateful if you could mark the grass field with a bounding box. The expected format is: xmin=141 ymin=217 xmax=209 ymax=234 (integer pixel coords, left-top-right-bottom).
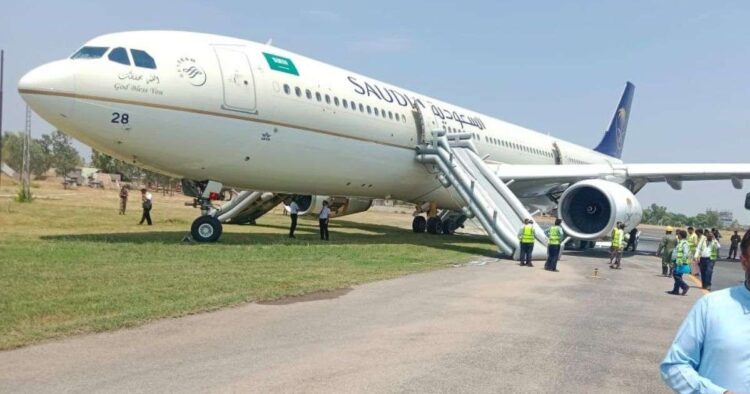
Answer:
xmin=0 ymin=175 xmax=494 ymax=350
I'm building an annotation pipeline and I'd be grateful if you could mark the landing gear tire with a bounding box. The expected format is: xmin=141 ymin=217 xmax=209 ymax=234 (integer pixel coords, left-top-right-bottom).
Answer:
xmin=426 ymin=217 xmax=443 ymax=234
xmin=412 ymin=216 xmax=427 ymax=233
xmin=442 ymin=218 xmax=456 ymax=235
xmin=191 ymin=216 xmax=223 ymax=243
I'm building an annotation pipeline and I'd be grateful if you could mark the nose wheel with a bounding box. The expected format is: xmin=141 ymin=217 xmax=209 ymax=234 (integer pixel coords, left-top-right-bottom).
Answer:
xmin=191 ymin=216 xmax=223 ymax=243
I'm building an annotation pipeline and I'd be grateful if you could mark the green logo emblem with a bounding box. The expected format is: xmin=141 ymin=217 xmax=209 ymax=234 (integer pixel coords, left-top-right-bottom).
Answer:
xmin=263 ymin=52 xmax=299 ymax=76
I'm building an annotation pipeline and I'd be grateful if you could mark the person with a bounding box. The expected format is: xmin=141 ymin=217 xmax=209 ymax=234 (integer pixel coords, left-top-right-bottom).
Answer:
xmin=139 ymin=188 xmax=152 ymax=225
xmin=544 ymin=219 xmax=564 ymax=272
xmin=318 ymin=200 xmax=330 ymax=241
xmin=689 ymin=228 xmax=701 ymax=276
xmin=287 ymin=198 xmax=299 ymax=238
xmin=609 ymin=221 xmax=622 ymax=265
xmin=695 ymin=232 xmax=720 ymax=291
xmin=119 ymin=185 xmax=129 ymax=215
xmin=667 ymin=230 xmax=690 ymax=296
xmin=625 ymin=226 xmax=638 ymax=251
xmin=660 ymin=229 xmax=750 ymax=394
xmin=518 ymin=218 xmax=535 ymax=267
xmin=728 ymin=230 xmax=741 ymax=260
xmin=711 ymin=228 xmax=721 ymax=242
xmin=610 ymin=223 xmax=626 ymax=269
xmin=656 ymin=226 xmax=678 ymax=277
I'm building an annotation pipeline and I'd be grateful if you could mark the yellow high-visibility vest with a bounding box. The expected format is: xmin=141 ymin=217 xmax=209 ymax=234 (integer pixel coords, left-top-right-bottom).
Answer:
xmin=611 ymin=228 xmax=622 ymax=248
xmin=548 ymin=226 xmax=561 ymax=246
xmin=520 ymin=225 xmax=535 ymax=244
xmin=675 ymin=240 xmax=689 ymax=265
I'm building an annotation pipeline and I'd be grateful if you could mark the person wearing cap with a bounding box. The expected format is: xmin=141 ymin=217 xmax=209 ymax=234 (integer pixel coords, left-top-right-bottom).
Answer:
xmin=518 ymin=218 xmax=535 ymax=267
xmin=657 ymin=226 xmax=678 ymax=277
xmin=660 ymin=229 xmax=750 ymax=394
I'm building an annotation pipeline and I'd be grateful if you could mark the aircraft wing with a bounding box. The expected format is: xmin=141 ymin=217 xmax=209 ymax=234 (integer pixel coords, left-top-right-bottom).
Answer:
xmin=490 ymin=163 xmax=750 ymax=190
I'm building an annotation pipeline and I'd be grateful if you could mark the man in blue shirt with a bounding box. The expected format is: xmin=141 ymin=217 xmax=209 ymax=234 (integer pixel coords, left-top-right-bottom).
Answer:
xmin=660 ymin=230 xmax=750 ymax=393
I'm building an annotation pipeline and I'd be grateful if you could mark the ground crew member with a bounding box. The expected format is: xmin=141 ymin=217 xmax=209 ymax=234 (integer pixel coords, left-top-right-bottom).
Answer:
xmin=667 ymin=230 xmax=690 ymax=296
xmin=696 ymin=232 xmax=720 ymax=291
xmin=518 ymin=218 xmax=535 ymax=267
xmin=728 ymin=230 xmax=741 ymax=260
xmin=119 ymin=185 xmax=129 ymax=215
xmin=544 ymin=219 xmax=564 ymax=272
xmin=318 ymin=201 xmax=330 ymax=241
xmin=287 ymin=198 xmax=299 ymax=238
xmin=139 ymin=188 xmax=152 ymax=225
xmin=625 ymin=226 xmax=638 ymax=251
xmin=656 ymin=226 xmax=678 ymax=277
xmin=711 ymin=228 xmax=721 ymax=242
xmin=660 ymin=229 xmax=750 ymax=394
xmin=609 ymin=223 xmax=625 ymax=269
xmin=609 ymin=221 xmax=622 ymax=265
xmin=687 ymin=226 xmax=698 ymax=272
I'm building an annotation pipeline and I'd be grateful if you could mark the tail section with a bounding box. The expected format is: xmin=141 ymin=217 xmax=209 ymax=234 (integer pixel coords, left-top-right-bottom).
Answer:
xmin=594 ymin=82 xmax=635 ymax=159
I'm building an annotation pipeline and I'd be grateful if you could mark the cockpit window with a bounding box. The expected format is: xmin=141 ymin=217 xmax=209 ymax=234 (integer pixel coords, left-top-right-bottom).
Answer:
xmin=108 ymin=47 xmax=130 ymax=66
xmin=70 ymin=46 xmax=109 ymax=59
xmin=131 ymin=49 xmax=156 ymax=69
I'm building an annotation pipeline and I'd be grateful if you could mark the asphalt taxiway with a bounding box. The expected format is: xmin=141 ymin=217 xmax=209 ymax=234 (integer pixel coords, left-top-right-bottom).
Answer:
xmin=4 ymin=239 xmax=739 ymax=393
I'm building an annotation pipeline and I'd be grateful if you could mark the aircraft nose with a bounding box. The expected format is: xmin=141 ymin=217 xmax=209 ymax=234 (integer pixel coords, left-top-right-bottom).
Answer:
xmin=18 ymin=60 xmax=75 ymax=94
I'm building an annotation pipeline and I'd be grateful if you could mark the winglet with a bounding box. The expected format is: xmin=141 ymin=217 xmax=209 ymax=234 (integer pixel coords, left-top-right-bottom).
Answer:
xmin=594 ymin=82 xmax=635 ymax=159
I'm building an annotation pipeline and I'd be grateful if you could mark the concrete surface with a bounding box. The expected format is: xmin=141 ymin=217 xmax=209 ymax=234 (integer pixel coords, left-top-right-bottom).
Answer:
xmin=0 ymin=246 xmax=713 ymax=394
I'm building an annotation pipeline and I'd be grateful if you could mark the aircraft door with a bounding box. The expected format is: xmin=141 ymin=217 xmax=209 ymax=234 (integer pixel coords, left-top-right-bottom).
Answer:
xmin=411 ymin=103 xmax=443 ymax=145
xmin=552 ymin=142 xmax=562 ymax=165
xmin=214 ymin=46 xmax=257 ymax=114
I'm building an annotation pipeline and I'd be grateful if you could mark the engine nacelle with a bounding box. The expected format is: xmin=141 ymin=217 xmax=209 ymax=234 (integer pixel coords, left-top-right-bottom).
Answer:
xmin=285 ymin=195 xmax=373 ymax=218
xmin=558 ymin=179 xmax=642 ymax=240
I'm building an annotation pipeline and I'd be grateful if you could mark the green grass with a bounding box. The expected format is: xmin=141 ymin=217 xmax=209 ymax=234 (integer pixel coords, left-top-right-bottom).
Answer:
xmin=0 ymin=185 xmax=493 ymax=349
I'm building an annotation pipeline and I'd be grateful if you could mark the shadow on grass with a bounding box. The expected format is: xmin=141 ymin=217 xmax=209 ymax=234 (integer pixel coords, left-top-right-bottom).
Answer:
xmin=41 ymin=219 xmax=497 ymax=257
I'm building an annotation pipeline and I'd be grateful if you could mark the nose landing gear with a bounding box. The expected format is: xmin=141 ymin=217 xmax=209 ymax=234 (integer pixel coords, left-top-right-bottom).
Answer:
xmin=183 ymin=179 xmax=225 ymax=243
xmin=191 ymin=216 xmax=223 ymax=242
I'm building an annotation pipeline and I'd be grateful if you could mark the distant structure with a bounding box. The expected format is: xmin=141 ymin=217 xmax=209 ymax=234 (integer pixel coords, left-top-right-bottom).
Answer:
xmin=719 ymin=210 xmax=733 ymax=228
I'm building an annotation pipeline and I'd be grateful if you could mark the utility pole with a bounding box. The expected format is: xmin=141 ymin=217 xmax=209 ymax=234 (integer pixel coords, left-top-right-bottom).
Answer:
xmin=0 ymin=50 xmax=5 ymax=189
xmin=21 ymin=105 xmax=31 ymax=199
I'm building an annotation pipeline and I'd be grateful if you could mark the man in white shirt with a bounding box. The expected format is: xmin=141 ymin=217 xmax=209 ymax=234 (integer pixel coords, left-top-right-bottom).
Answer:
xmin=139 ymin=188 xmax=153 ymax=225
xmin=695 ymin=231 xmax=720 ymax=290
xmin=318 ymin=201 xmax=330 ymax=241
xmin=287 ymin=198 xmax=299 ymax=238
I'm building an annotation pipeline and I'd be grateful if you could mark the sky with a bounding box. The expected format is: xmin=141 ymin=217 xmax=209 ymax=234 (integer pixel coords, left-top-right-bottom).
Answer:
xmin=1 ymin=0 xmax=749 ymax=223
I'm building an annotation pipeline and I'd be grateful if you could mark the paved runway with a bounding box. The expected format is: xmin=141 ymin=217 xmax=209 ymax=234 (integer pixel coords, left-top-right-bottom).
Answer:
xmin=1 ymin=243 xmax=726 ymax=393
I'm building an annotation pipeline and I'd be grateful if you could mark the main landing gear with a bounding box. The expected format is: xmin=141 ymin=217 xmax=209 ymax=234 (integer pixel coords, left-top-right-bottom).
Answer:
xmin=412 ymin=210 xmax=465 ymax=236
xmin=184 ymin=180 xmax=225 ymax=243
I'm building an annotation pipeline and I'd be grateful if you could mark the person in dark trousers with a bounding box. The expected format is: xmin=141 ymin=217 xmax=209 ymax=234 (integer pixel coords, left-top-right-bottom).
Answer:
xmin=544 ymin=219 xmax=564 ymax=272
xmin=668 ymin=229 xmax=690 ymax=296
xmin=625 ymin=227 xmax=638 ymax=251
xmin=656 ymin=226 xmax=678 ymax=277
xmin=318 ymin=200 xmax=330 ymax=241
xmin=287 ymin=198 xmax=299 ymax=238
xmin=696 ymin=231 xmax=720 ymax=291
xmin=119 ymin=185 xmax=129 ymax=215
xmin=518 ymin=218 xmax=535 ymax=267
xmin=139 ymin=188 xmax=152 ymax=225
xmin=728 ymin=230 xmax=741 ymax=260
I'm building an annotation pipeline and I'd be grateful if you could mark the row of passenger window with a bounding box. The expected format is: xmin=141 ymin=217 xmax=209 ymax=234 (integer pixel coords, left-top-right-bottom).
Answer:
xmin=484 ymin=135 xmax=556 ymax=159
xmin=282 ymin=83 xmax=406 ymax=123
xmin=70 ymin=46 xmax=157 ymax=69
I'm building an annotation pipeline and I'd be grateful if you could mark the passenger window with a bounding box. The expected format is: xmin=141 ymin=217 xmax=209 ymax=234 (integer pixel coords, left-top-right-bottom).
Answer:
xmin=295 ymin=87 xmax=302 ymax=97
xmin=306 ymin=89 xmax=312 ymax=99
xmin=283 ymin=84 xmax=291 ymax=95
xmin=382 ymin=109 xmax=386 ymax=118
xmin=325 ymin=94 xmax=331 ymax=104
xmin=388 ymin=111 xmax=393 ymax=119
xmin=334 ymin=97 xmax=340 ymax=106
xmin=359 ymin=103 xmax=364 ymax=112
xmin=342 ymin=99 xmax=348 ymax=108
xmin=367 ymin=106 xmax=372 ymax=114
xmin=374 ymin=107 xmax=379 ymax=116
xmin=71 ymin=46 xmax=109 ymax=59
xmin=316 ymin=92 xmax=322 ymax=101
xmin=108 ymin=47 xmax=130 ymax=66
xmin=131 ymin=49 xmax=156 ymax=69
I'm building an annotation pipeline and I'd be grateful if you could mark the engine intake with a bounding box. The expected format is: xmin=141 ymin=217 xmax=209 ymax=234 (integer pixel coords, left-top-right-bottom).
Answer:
xmin=558 ymin=179 xmax=642 ymax=240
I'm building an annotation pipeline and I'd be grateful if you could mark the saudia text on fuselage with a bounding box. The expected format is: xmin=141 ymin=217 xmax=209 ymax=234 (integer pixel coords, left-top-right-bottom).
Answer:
xmin=347 ymin=76 xmax=485 ymax=130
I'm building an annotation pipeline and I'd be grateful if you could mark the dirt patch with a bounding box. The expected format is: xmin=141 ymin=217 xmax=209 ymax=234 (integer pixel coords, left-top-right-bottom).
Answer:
xmin=257 ymin=288 xmax=354 ymax=305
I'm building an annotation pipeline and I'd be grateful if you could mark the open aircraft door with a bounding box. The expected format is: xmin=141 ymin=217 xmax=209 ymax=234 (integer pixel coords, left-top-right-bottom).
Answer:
xmin=213 ymin=46 xmax=257 ymax=114
xmin=412 ymin=103 xmax=444 ymax=145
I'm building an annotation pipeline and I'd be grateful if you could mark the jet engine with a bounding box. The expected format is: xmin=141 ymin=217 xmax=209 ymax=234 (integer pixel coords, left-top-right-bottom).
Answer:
xmin=286 ymin=195 xmax=373 ymax=218
xmin=558 ymin=179 xmax=642 ymax=240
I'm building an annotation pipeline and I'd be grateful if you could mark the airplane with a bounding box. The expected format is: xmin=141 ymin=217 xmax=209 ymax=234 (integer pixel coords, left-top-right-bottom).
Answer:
xmin=18 ymin=30 xmax=750 ymax=258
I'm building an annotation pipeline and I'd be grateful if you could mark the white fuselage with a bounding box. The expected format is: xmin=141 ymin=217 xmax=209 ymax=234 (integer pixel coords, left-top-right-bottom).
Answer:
xmin=19 ymin=31 xmax=621 ymax=211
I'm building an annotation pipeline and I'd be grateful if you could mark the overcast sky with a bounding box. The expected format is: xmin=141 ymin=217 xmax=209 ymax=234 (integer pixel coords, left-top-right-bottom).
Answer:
xmin=1 ymin=1 xmax=749 ymax=223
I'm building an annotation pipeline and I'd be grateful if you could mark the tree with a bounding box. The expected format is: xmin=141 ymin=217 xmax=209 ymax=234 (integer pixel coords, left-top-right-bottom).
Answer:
xmin=1 ymin=132 xmax=52 ymax=178
xmin=90 ymin=149 xmax=144 ymax=181
xmin=41 ymin=131 xmax=83 ymax=176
